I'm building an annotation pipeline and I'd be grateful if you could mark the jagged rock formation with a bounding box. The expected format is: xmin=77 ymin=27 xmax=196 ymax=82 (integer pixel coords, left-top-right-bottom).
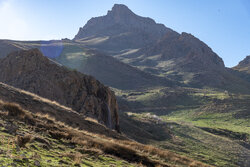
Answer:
xmin=74 ymin=4 xmax=173 ymax=53
xmin=0 ymin=49 xmax=120 ymax=132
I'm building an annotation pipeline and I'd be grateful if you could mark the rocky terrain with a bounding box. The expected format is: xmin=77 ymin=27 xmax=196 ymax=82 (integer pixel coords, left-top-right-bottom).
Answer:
xmin=0 ymin=82 xmax=123 ymax=139
xmin=0 ymin=49 xmax=120 ymax=132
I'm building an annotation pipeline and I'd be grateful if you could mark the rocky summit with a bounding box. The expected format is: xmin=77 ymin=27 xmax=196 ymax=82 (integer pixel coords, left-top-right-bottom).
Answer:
xmin=74 ymin=4 xmax=173 ymax=53
xmin=0 ymin=49 xmax=120 ymax=132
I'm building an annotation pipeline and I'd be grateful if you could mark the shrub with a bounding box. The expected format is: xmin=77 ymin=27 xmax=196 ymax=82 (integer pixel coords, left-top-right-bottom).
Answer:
xmin=16 ymin=134 xmax=33 ymax=148
xmin=49 ymin=130 xmax=72 ymax=140
xmin=4 ymin=103 xmax=25 ymax=118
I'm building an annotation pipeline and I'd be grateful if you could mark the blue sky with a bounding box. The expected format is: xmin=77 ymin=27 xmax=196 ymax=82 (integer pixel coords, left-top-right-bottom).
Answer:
xmin=0 ymin=0 xmax=249 ymax=67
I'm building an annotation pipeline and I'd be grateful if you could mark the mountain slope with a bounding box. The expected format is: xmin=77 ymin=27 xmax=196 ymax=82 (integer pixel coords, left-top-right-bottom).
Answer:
xmin=123 ymin=32 xmax=250 ymax=92
xmin=0 ymin=40 xmax=174 ymax=90
xmin=0 ymin=82 xmax=123 ymax=139
xmin=0 ymin=82 xmax=210 ymax=167
xmin=0 ymin=49 xmax=120 ymax=131
xmin=53 ymin=43 xmax=174 ymax=90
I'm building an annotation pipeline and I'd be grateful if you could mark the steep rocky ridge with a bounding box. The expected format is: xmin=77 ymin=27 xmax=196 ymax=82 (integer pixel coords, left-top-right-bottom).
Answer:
xmin=0 ymin=49 xmax=120 ymax=132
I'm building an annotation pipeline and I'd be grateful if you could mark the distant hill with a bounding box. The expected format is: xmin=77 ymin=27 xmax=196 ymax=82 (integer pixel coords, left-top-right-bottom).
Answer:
xmin=228 ymin=55 xmax=250 ymax=84
xmin=0 ymin=40 xmax=174 ymax=90
xmin=234 ymin=55 xmax=250 ymax=73
xmin=53 ymin=43 xmax=175 ymax=90
xmin=0 ymin=40 xmax=24 ymax=58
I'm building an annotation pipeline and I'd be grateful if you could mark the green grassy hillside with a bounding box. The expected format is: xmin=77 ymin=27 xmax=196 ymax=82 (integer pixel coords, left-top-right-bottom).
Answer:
xmin=0 ymin=82 xmax=210 ymax=167
xmin=116 ymin=87 xmax=250 ymax=167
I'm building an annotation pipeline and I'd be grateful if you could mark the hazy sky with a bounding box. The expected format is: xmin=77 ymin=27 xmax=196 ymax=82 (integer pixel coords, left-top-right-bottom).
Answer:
xmin=0 ymin=0 xmax=249 ymax=67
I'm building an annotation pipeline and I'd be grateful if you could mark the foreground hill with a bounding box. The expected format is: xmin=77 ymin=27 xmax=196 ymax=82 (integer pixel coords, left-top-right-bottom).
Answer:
xmin=0 ymin=49 xmax=120 ymax=131
xmin=0 ymin=82 xmax=209 ymax=167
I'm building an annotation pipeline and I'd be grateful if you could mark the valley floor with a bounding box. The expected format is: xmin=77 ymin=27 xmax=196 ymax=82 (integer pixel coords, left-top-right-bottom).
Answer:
xmin=116 ymin=87 xmax=250 ymax=167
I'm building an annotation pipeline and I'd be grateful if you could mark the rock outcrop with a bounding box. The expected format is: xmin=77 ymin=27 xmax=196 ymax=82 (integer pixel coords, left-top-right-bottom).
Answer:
xmin=0 ymin=49 xmax=120 ymax=132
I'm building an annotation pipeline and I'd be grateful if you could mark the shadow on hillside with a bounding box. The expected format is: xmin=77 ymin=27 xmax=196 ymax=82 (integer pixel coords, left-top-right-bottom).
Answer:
xmin=119 ymin=112 xmax=173 ymax=144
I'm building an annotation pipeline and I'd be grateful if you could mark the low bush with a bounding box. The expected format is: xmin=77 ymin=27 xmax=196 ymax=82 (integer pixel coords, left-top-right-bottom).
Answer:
xmin=16 ymin=134 xmax=33 ymax=148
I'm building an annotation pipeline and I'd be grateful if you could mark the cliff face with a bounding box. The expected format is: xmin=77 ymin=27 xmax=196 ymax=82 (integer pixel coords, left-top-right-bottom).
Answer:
xmin=0 ymin=49 xmax=120 ymax=132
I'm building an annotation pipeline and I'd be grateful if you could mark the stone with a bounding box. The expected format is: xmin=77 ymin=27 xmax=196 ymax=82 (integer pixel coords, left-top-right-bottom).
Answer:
xmin=34 ymin=160 xmax=40 ymax=166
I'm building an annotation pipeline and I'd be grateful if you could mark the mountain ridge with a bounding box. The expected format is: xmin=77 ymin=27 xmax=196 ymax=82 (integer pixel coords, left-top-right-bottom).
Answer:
xmin=72 ymin=4 xmax=250 ymax=93
xmin=0 ymin=48 xmax=120 ymax=132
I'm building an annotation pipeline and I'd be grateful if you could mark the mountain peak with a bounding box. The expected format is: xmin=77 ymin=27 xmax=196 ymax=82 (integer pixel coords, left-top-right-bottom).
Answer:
xmin=112 ymin=4 xmax=130 ymax=11
xmin=107 ymin=4 xmax=135 ymax=17
xmin=74 ymin=4 xmax=169 ymax=43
